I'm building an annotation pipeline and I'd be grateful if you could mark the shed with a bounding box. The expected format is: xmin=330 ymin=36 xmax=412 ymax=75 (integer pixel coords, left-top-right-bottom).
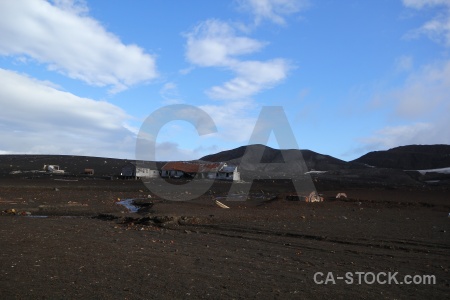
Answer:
xmin=120 ymin=162 xmax=159 ymax=179
xmin=161 ymin=161 xmax=222 ymax=178
xmin=43 ymin=164 xmax=65 ymax=174
xmin=161 ymin=161 xmax=240 ymax=181
xmin=217 ymin=165 xmax=240 ymax=181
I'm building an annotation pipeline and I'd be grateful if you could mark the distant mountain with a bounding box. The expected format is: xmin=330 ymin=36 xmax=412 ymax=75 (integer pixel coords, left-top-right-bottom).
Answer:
xmin=0 ymin=154 xmax=130 ymax=176
xmin=200 ymin=144 xmax=361 ymax=172
xmin=200 ymin=145 xmax=248 ymax=163
xmin=352 ymin=145 xmax=450 ymax=170
xmin=3 ymin=144 xmax=448 ymax=185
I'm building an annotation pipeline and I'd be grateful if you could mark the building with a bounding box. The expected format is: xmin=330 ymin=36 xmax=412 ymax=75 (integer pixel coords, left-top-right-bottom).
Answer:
xmin=120 ymin=162 xmax=159 ymax=179
xmin=43 ymin=165 xmax=65 ymax=174
xmin=161 ymin=161 xmax=240 ymax=181
xmin=84 ymin=168 xmax=94 ymax=175
xmin=217 ymin=165 xmax=240 ymax=181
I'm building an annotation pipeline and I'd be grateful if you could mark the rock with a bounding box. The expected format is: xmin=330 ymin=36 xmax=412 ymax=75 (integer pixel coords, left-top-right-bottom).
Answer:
xmin=5 ymin=209 xmax=17 ymax=215
xmin=336 ymin=193 xmax=348 ymax=199
xmin=95 ymin=214 xmax=119 ymax=221
xmin=153 ymin=215 xmax=178 ymax=224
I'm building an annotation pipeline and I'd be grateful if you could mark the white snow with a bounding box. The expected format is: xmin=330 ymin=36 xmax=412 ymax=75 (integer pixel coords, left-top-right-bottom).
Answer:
xmin=116 ymin=199 xmax=139 ymax=213
xmin=304 ymin=171 xmax=328 ymax=175
xmin=415 ymin=167 xmax=450 ymax=175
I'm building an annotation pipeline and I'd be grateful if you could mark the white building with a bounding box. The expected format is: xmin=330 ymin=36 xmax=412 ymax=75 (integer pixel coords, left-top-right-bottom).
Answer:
xmin=120 ymin=162 xmax=159 ymax=179
xmin=161 ymin=161 xmax=240 ymax=181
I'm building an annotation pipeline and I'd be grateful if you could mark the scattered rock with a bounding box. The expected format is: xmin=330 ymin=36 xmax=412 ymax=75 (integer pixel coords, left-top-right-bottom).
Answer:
xmin=153 ymin=215 xmax=177 ymax=224
xmin=95 ymin=214 xmax=119 ymax=221
xmin=336 ymin=193 xmax=348 ymax=199
xmin=1 ymin=209 xmax=31 ymax=216
xmin=285 ymin=194 xmax=305 ymax=201
xmin=215 ymin=200 xmax=229 ymax=209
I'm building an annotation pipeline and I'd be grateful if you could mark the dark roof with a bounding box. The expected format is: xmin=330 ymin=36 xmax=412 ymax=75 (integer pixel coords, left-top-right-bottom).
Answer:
xmin=221 ymin=165 xmax=237 ymax=173
xmin=162 ymin=161 xmax=224 ymax=173
xmin=122 ymin=161 xmax=162 ymax=169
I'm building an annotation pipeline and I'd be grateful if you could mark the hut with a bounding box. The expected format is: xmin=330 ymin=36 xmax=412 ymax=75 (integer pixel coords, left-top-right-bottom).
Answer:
xmin=120 ymin=162 xmax=159 ymax=179
xmin=84 ymin=168 xmax=94 ymax=175
xmin=161 ymin=161 xmax=240 ymax=181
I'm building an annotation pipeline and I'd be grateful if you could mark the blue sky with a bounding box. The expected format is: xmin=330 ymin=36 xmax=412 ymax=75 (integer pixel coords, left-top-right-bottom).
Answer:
xmin=0 ymin=0 xmax=449 ymax=161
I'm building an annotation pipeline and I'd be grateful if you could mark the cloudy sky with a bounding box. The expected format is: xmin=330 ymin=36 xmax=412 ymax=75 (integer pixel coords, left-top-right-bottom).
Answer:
xmin=0 ymin=0 xmax=449 ymax=161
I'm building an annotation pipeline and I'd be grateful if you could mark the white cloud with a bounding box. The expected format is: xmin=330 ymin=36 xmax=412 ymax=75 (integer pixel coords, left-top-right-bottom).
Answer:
xmin=0 ymin=0 xmax=157 ymax=93
xmin=185 ymin=19 xmax=266 ymax=67
xmin=359 ymin=60 xmax=450 ymax=152
xmin=200 ymin=101 xmax=258 ymax=142
xmin=359 ymin=119 xmax=450 ymax=151
xmin=159 ymin=82 xmax=184 ymax=105
xmin=51 ymin=0 xmax=89 ymax=14
xmin=403 ymin=0 xmax=450 ymax=9
xmin=353 ymin=1 xmax=450 ymax=155
xmin=0 ymin=68 xmax=137 ymax=158
xmin=367 ymin=60 xmax=450 ymax=118
xmin=185 ymin=19 xmax=291 ymax=100
xmin=395 ymin=55 xmax=414 ymax=72
xmin=182 ymin=6 xmax=299 ymax=146
xmin=392 ymin=60 xmax=450 ymax=118
xmin=207 ymin=59 xmax=290 ymax=99
xmin=236 ymin=0 xmax=309 ymax=26
xmin=154 ymin=142 xmax=219 ymax=161
xmin=403 ymin=0 xmax=450 ymax=47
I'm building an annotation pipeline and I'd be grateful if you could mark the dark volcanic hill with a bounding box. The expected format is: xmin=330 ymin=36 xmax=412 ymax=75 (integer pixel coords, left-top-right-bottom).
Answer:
xmin=200 ymin=144 xmax=360 ymax=171
xmin=352 ymin=145 xmax=450 ymax=170
xmin=0 ymin=155 xmax=130 ymax=176
xmin=2 ymin=144 xmax=448 ymax=187
xmin=199 ymin=145 xmax=427 ymax=185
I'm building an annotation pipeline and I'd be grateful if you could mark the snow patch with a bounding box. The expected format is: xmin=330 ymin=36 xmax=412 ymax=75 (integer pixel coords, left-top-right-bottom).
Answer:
xmin=116 ymin=199 xmax=139 ymax=213
xmin=304 ymin=170 xmax=328 ymax=175
xmin=415 ymin=167 xmax=450 ymax=175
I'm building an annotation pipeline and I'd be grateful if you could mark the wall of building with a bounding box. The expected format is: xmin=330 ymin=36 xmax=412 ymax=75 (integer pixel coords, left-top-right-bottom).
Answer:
xmin=136 ymin=168 xmax=159 ymax=178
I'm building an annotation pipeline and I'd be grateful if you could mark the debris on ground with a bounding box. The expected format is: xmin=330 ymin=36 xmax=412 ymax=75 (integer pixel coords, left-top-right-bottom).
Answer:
xmin=336 ymin=193 xmax=348 ymax=199
xmin=285 ymin=194 xmax=305 ymax=201
xmin=307 ymin=191 xmax=323 ymax=203
xmin=215 ymin=200 xmax=230 ymax=209
xmin=1 ymin=209 xmax=32 ymax=216
xmin=94 ymin=214 xmax=206 ymax=229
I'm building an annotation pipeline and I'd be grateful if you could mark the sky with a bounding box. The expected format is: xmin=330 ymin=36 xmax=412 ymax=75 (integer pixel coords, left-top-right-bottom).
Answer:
xmin=0 ymin=0 xmax=449 ymax=161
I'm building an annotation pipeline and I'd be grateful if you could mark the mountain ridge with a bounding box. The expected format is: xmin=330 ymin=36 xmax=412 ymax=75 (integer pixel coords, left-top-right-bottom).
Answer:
xmin=351 ymin=144 xmax=450 ymax=170
xmin=1 ymin=144 xmax=449 ymax=177
xmin=199 ymin=144 xmax=361 ymax=171
xmin=200 ymin=144 xmax=450 ymax=170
